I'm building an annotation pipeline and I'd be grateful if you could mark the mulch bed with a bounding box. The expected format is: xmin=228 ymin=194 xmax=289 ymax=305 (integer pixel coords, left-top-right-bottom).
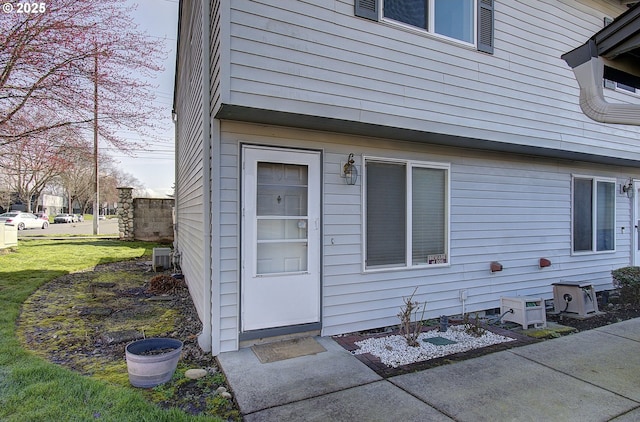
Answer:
xmin=333 ymin=323 xmax=539 ymax=378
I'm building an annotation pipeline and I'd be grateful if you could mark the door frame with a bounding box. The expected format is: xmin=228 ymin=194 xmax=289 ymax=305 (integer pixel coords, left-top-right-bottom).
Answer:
xmin=239 ymin=144 xmax=323 ymax=340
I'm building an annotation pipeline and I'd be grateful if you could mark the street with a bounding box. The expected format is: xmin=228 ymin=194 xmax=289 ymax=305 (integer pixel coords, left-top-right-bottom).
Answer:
xmin=18 ymin=219 xmax=119 ymax=237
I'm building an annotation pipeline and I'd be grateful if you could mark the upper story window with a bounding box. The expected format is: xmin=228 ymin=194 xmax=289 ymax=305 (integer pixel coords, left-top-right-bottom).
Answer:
xmin=384 ymin=0 xmax=474 ymax=44
xmin=355 ymin=0 xmax=494 ymax=54
xmin=605 ymin=79 xmax=638 ymax=95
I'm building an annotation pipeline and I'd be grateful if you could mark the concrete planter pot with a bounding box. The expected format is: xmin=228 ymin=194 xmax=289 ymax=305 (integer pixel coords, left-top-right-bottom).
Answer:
xmin=125 ymin=338 xmax=183 ymax=388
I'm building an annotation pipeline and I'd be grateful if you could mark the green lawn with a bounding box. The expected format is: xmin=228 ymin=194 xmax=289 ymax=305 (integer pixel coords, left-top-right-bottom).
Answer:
xmin=0 ymin=239 xmax=217 ymax=421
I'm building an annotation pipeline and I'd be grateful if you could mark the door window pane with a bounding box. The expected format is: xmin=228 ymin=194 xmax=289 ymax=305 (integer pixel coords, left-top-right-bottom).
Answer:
xmin=257 ymin=219 xmax=308 ymax=240
xmin=257 ymin=163 xmax=307 ymax=216
xmin=366 ymin=162 xmax=406 ymax=267
xmin=257 ymin=243 xmax=308 ymax=274
xmin=256 ymin=162 xmax=309 ymax=274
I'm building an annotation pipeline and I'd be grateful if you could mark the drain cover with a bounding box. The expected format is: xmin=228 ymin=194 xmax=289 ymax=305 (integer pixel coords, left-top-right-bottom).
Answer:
xmin=423 ymin=336 xmax=457 ymax=346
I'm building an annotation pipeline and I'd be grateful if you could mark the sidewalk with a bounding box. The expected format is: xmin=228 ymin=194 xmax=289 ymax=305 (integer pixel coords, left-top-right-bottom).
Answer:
xmin=218 ymin=319 xmax=640 ymax=421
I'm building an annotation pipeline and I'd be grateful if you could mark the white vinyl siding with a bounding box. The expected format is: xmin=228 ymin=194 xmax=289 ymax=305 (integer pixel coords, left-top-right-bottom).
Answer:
xmin=175 ymin=2 xmax=207 ymax=327
xmin=213 ymin=123 xmax=636 ymax=344
xmin=224 ymin=0 xmax=640 ymax=161
xmin=177 ymin=0 xmax=640 ymax=353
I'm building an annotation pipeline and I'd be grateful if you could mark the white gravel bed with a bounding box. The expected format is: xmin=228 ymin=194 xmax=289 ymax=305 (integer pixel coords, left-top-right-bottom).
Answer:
xmin=353 ymin=324 xmax=516 ymax=368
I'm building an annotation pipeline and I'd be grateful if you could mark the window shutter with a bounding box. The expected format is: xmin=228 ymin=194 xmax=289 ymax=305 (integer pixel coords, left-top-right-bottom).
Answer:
xmin=477 ymin=0 xmax=494 ymax=54
xmin=355 ymin=0 xmax=379 ymax=21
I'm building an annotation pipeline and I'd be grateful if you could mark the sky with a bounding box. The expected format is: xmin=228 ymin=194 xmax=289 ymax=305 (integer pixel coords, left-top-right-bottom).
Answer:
xmin=111 ymin=0 xmax=179 ymax=197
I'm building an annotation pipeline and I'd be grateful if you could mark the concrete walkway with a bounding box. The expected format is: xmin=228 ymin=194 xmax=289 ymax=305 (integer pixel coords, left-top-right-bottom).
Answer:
xmin=218 ymin=319 xmax=640 ymax=421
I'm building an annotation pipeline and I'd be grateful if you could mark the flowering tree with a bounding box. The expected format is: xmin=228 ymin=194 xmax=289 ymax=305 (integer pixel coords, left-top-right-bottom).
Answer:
xmin=0 ymin=0 xmax=166 ymax=149
xmin=0 ymin=121 xmax=83 ymax=211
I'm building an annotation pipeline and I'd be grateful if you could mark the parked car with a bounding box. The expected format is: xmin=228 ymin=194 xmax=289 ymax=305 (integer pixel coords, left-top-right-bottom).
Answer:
xmin=0 ymin=212 xmax=49 ymax=230
xmin=98 ymin=214 xmax=106 ymax=220
xmin=35 ymin=212 xmax=49 ymax=221
xmin=53 ymin=213 xmax=75 ymax=223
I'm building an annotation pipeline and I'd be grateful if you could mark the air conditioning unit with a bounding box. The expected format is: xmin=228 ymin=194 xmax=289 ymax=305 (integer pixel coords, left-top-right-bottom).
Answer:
xmin=152 ymin=248 xmax=172 ymax=272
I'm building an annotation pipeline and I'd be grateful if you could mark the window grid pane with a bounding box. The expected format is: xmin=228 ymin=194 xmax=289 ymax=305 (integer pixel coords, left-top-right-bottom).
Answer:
xmin=384 ymin=0 xmax=427 ymax=29
xmin=412 ymin=167 xmax=446 ymax=264
xmin=573 ymin=178 xmax=615 ymax=253
xmin=366 ymin=162 xmax=406 ymax=267
xmin=596 ymin=181 xmax=615 ymax=251
xmin=434 ymin=0 xmax=474 ymax=43
xmin=573 ymin=178 xmax=593 ymax=252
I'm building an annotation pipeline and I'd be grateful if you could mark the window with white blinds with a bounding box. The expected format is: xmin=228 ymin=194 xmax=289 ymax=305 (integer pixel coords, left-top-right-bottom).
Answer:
xmin=572 ymin=176 xmax=616 ymax=253
xmin=365 ymin=158 xmax=449 ymax=269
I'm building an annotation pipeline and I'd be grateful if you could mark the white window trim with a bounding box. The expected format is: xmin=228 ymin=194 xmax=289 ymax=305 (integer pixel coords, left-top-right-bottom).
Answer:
xmin=605 ymin=80 xmax=639 ymax=97
xmin=571 ymin=174 xmax=617 ymax=255
xmin=362 ymin=156 xmax=451 ymax=272
xmin=380 ymin=0 xmax=477 ymax=49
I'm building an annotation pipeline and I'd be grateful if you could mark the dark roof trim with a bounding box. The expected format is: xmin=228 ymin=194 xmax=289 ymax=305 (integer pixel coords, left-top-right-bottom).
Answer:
xmin=562 ymin=39 xmax=598 ymax=69
xmin=562 ymin=2 xmax=640 ymax=83
xmin=595 ymin=3 xmax=640 ymax=58
xmin=215 ymin=104 xmax=640 ymax=167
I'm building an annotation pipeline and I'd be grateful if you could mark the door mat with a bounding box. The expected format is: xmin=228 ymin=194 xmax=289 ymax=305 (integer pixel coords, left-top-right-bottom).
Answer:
xmin=251 ymin=337 xmax=326 ymax=364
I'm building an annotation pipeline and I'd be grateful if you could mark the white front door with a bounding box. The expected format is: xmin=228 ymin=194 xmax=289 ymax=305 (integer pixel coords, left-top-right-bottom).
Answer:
xmin=241 ymin=146 xmax=321 ymax=331
xmin=634 ymin=180 xmax=640 ymax=266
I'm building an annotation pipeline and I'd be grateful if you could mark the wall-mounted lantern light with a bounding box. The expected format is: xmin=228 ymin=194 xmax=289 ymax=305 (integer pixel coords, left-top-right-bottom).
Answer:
xmin=343 ymin=153 xmax=358 ymax=185
xmin=621 ymin=180 xmax=634 ymax=198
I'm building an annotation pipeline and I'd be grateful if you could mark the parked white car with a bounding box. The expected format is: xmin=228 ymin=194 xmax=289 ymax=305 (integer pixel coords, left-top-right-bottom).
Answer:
xmin=53 ymin=213 xmax=75 ymax=223
xmin=0 ymin=212 xmax=49 ymax=230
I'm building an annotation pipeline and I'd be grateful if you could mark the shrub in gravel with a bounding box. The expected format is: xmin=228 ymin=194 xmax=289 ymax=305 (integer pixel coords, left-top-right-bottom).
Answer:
xmin=397 ymin=287 xmax=426 ymax=347
xmin=612 ymin=266 xmax=640 ymax=305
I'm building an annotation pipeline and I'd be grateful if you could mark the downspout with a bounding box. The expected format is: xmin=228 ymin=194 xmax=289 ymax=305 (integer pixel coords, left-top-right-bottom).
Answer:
xmin=172 ymin=1 xmax=182 ymax=257
xmin=563 ymin=41 xmax=640 ymax=125
xmin=573 ymin=57 xmax=640 ymax=125
xmin=198 ymin=0 xmax=214 ymax=353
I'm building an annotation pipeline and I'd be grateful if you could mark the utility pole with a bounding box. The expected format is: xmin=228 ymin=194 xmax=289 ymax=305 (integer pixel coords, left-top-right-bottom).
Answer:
xmin=93 ymin=43 xmax=99 ymax=235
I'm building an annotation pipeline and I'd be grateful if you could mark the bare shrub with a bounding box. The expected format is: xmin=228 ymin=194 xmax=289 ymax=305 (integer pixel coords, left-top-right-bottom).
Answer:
xmin=397 ymin=287 xmax=426 ymax=347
